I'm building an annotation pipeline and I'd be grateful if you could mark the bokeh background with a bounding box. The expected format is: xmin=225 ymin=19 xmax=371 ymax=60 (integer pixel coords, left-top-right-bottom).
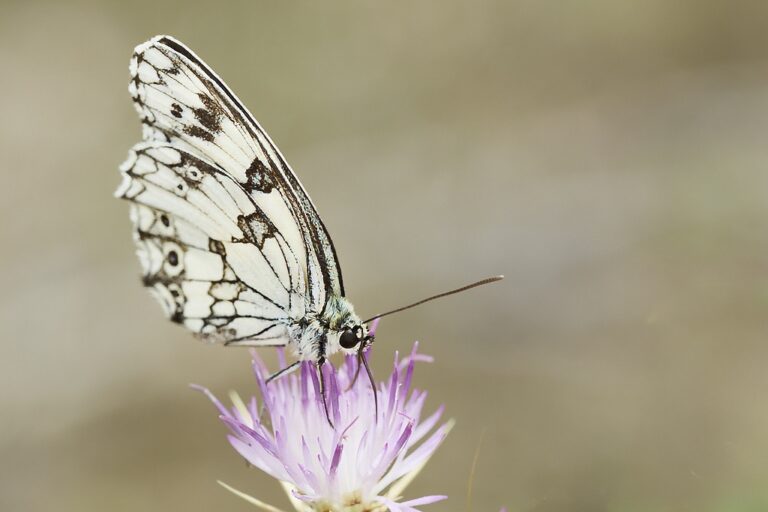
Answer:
xmin=3 ymin=1 xmax=768 ymax=511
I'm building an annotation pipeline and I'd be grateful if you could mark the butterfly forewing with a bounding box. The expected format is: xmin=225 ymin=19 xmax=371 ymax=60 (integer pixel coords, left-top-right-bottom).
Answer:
xmin=125 ymin=36 xmax=343 ymax=322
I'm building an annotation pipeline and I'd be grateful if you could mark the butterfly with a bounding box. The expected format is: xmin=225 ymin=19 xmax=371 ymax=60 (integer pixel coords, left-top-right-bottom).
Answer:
xmin=116 ymin=35 xmax=501 ymax=419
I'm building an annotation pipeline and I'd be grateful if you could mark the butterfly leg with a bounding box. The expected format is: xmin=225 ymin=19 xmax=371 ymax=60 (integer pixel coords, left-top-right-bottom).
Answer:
xmin=343 ymin=339 xmax=378 ymax=422
xmin=266 ymin=361 xmax=301 ymax=383
xmin=344 ymin=335 xmax=374 ymax=391
xmin=359 ymin=344 xmax=379 ymax=423
xmin=257 ymin=361 xmax=302 ymax=421
xmin=345 ymin=350 xmax=364 ymax=392
xmin=316 ymin=357 xmax=334 ymax=428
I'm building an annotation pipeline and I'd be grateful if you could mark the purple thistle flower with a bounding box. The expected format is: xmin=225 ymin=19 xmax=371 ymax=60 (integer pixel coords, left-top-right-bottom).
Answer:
xmin=194 ymin=342 xmax=451 ymax=512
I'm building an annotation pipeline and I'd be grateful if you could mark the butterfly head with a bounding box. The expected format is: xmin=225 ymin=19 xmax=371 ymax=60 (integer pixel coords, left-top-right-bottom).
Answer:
xmin=339 ymin=324 xmax=373 ymax=350
xmin=321 ymin=295 xmax=373 ymax=355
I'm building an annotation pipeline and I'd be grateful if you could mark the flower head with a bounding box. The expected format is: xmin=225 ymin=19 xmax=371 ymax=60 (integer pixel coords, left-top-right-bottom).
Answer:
xmin=195 ymin=342 xmax=451 ymax=512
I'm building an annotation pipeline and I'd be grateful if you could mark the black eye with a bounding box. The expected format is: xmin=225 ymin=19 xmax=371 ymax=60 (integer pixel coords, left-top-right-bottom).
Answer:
xmin=339 ymin=329 xmax=359 ymax=349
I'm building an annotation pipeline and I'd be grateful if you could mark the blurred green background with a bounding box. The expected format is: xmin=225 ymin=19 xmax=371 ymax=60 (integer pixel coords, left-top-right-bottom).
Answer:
xmin=3 ymin=1 xmax=768 ymax=511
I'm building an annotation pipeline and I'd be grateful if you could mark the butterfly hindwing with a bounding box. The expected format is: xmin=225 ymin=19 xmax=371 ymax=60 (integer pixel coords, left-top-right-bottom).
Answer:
xmin=117 ymin=141 xmax=303 ymax=345
xmin=127 ymin=35 xmax=344 ymax=318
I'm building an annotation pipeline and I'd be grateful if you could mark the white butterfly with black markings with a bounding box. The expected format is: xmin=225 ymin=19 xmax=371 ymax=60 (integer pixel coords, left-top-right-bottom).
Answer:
xmin=116 ymin=36 xmax=501 ymax=417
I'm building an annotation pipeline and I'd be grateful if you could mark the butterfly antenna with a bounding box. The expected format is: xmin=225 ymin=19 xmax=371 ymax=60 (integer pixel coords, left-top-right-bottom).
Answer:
xmin=362 ymin=275 xmax=504 ymax=324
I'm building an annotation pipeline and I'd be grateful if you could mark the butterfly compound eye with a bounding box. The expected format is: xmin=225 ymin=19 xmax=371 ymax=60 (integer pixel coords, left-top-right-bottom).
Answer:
xmin=339 ymin=329 xmax=359 ymax=349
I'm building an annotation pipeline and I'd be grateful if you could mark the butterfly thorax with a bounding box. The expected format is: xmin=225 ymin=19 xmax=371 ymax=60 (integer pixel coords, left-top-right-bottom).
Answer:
xmin=288 ymin=295 xmax=367 ymax=361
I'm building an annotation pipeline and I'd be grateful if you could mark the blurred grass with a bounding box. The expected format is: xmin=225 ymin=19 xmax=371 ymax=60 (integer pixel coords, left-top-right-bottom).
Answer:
xmin=2 ymin=0 xmax=768 ymax=511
